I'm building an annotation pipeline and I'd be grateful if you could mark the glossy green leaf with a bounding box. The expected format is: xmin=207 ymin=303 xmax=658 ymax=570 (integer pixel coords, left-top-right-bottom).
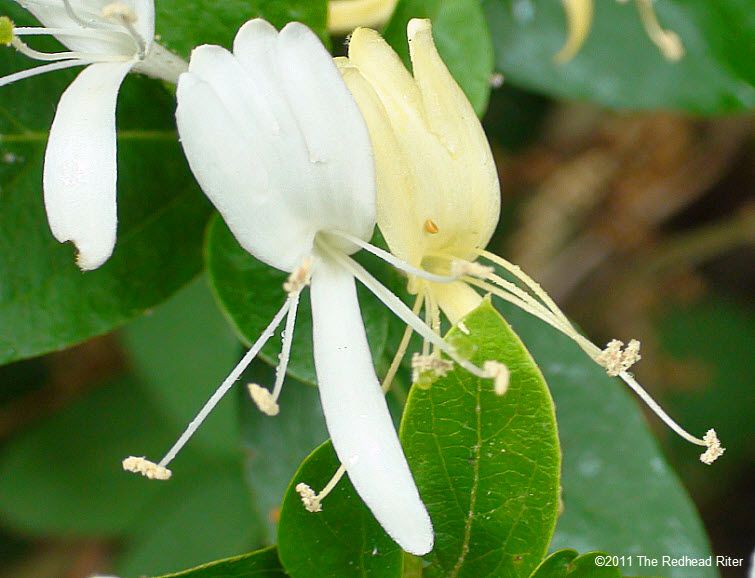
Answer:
xmin=482 ymin=0 xmax=755 ymax=113
xmin=154 ymin=0 xmax=328 ymax=57
xmin=154 ymin=547 xmax=287 ymax=578
xmin=383 ymin=0 xmax=495 ymax=116
xmin=530 ymin=550 xmax=622 ymax=578
xmin=121 ymin=276 xmax=241 ymax=455
xmin=493 ymin=301 xmax=716 ymax=578
xmin=400 ymin=300 xmax=561 ymax=578
xmin=240 ymin=361 xmax=329 ymax=542
xmin=0 ymin=5 xmax=211 ymax=366
xmin=277 ymin=441 xmax=403 ymax=578
xmin=205 ymin=215 xmax=390 ymax=385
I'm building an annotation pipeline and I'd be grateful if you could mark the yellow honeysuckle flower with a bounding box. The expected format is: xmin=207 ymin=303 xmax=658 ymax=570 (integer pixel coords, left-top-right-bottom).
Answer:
xmin=328 ymin=0 xmax=398 ymax=35
xmin=556 ymin=0 xmax=684 ymax=63
xmin=338 ymin=18 xmax=722 ymax=464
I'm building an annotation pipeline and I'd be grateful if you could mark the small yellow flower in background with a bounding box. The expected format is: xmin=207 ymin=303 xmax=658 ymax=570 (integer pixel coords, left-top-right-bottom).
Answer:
xmin=339 ymin=18 xmax=722 ymax=464
xmin=556 ymin=0 xmax=684 ymax=63
xmin=328 ymin=0 xmax=398 ymax=34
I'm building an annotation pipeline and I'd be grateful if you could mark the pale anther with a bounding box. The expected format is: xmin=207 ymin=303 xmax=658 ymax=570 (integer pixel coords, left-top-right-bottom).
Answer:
xmin=451 ymin=259 xmax=494 ymax=280
xmin=283 ymin=257 xmax=313 ymax=294
xmin=248 ymin=383 xmax=280 ymax=416
xmin=597 ymin=339 xmax=642 ymax=377
xmin=295 ymin=483 xmax=322 ymax=513
xmin=122 ymin=456 xmax=172 ymax=480
xmin=0 ymin=17 xmax=13 ymax=46
xmin=101 ymin=2 xmax=138 ymax=23
xmin=484 ymin=361 xmax=510 ymax=396
xmin=699 ymin=429 xmax=725 ymax=465
xmin=411 ymin=353 xmax=453 ymax=383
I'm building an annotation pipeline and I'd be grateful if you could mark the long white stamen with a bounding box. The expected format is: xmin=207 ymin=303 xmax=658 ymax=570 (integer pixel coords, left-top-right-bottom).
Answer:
xmin=635 ymin=0 xmax=684 ymax=61
xmin=14 ymin=26 xmax=130 ymax=42
xmin=381 ymin=293 xmax=423 ymax=393
xmin=0 ymin=59 xmax=86 ymax=87
xmin=473 ymin=250 xmax=722 ymax=460
xmin=325 ymin=246 xmax=490 ymax=380
xmin=11 ymin=36 xmax=126 ymax=62
xmin=296 ymin=465 xmax=348 ymax=513
xmin=328 ymin=230 xmax=461 ymax=284
xmin=132 ymin=298 xmax=292 ymax=471
xmin=271 ymin=291 xmax=300 ymax=401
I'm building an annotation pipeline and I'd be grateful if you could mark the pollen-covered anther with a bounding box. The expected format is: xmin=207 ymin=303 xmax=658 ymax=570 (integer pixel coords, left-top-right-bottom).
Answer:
xmin=283 ymin=257 xmax=314 ymax=294
xmin=101 ymin=2 xmax=138 ymax=23
xmin=411 ymin=353 xmax=453 ymax=383
xmin=597 ymin=339 xmax=642 ymax=377
xmin=248 ymin=383 xmax=280 ymax=416
xmin=295 ymin=483 xmax=322 ymax=513
xmin=484 ymin=361 xmax=510 ymax=396
xmin=451 ymin=259 xmax=494 ymax=280
xmin=424 ymin=219 xmax=439 ymax=234
xmin=0 ymin=16 xmax=13 ymax=46
xmin=122 ymin=456 xmax=172 ymax=480
xmin=699 ymin=429 xmax=725 ymax=465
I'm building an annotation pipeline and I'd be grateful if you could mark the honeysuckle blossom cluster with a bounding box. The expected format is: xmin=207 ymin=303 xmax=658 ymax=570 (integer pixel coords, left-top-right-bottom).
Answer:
xmin=2 ymin=3 xmax=724 ymax=557
xmin=337 ymin=18 xmax=721 ymax=465
xmin=557 ymin=0 xmax=684 ymax=62
xmin=120 ymin=18 xmax=509 ymax=556
xmin=0 ymin=0 xmax=186 ymax=269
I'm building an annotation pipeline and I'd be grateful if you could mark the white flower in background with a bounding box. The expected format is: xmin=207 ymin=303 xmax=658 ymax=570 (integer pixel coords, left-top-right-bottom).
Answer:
xmin=337 ymin=18 xmax=722 ymax=464
xmin=327 ymin=0 xmax=397 ymax=34
xmin=121 ymin=18 xmax=504 ymax=555
xmin=0 ymin=1 xmax=186 ymax=269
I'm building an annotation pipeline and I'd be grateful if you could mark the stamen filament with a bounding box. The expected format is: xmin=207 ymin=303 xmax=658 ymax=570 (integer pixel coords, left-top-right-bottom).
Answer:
xmin=635 ymin=0 xmax=684 ymax=61
xmin=272 ymin=290 xmax=301 ymax=401
xmin=296 ymin=465 xmax=348 ymax=513
xmin=11 ymin=36 xmax=129 ymax=63
xmin=152 ymin=298 xmax=292 ymax=469
xmin=0 ymin=59 xmax=86 ymax=87
xmin=381 ymin=293 xmax=423 ymax=393
xmin=14 ymin=26 xmax=130 ymax=42
xmin=328 ymin=230 xmax=461 ymax=284
xmin=325 ymin=246 xmax=490 ymax=380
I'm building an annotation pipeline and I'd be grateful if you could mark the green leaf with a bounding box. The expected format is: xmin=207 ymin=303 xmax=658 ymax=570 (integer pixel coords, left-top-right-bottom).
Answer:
xmin=154 ymin=0 xmax=328 ymax=57
xmin=240 ymin=361 xmax=329 ymax=542
xmin=530 ymin=550 xmax=623 ymax=578
xmin=383 ymin=0 xmax=495 ymax=116
xmin=205 ymin=215 xmax=390 ymax=385
xmin=0 ymin=8 xmax=212 ymax=366
xmin=121 ymin=276 xmax=241 ymax=455
xmin=482 ymin=0 xmax=755 ymax=113
xmin=400 ymin=300 xmax=561 ymax=578
xmin=154 ymin=547 xmax=287 ymax=578
xmin=277 ymin=441 xmax=403 ymax=578
xmin=494 ymin=302 xmax=716 ymax=578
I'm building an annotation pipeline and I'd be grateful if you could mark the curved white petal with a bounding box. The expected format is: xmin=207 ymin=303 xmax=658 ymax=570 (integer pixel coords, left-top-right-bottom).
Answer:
xmin=310 ymin=255 xmax=434 ymax=555
xmin=176 ymin=71 xmax=313 ymax=272
xmin=275 ymin=22 xmax=376 ymax=246
xmin=132 ymin=0 xmax=156 ymax=51
xmin=43 ymin=61 xmax=134 ymax=270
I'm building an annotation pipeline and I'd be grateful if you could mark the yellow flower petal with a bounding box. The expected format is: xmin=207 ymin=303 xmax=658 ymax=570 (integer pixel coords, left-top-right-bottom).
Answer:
xmin=328 ymin=0 xmax=398 ymax=35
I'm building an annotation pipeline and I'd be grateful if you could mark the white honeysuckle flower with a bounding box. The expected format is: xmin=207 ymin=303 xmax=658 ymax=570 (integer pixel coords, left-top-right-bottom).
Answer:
xmin=0 ymin=1 xmax=187 ymax=269
xmin=327 ymin=0 xmax=397 ymax=35
xmin=337 ymin=18 xmax=722 ymax=464
xmin=121 ymin=18 xmax=505 ymax=556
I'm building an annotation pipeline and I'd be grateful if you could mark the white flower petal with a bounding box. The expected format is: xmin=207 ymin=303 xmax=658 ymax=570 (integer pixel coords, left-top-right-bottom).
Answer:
xmin=176 ymin=72 xmax=313 ymax=272
xmin=132 ymin=0 xmax=155 ymax=50
xmin=310 ymin=255 xmax=434 ymax=555
xmin=43 ymin=61 xmax=134 ymax=271
xmin=275 ymin=22 xmax=376 ymax=246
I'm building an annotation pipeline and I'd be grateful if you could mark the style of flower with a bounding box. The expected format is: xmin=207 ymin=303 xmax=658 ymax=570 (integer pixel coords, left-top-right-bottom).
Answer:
xmin=337 ymin=18 xmax=722 ymax=464
xmin=121 ymin=18 xmax=505 ymax=555
xmin=556 ymin=0 xmax=684 ymax=63
xmin=0 ymin=1 xmax=186 ymax=270
xmin=327 ymin=0 xmax=397 ymax=35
